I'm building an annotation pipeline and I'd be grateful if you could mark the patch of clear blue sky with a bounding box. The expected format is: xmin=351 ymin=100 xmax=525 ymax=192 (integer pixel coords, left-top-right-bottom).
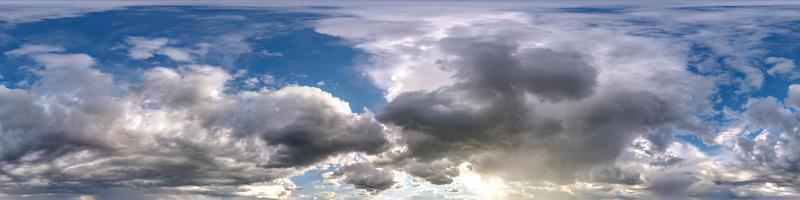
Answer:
xmin=0 ymin=6 xmax=385 ymax=112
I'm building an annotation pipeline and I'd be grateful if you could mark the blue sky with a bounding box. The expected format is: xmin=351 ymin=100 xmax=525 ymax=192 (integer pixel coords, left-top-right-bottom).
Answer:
xmin=0 ymin=6 xmax=384 ymax=112
xmin=0 ymin=1 xmax=799 ymax=199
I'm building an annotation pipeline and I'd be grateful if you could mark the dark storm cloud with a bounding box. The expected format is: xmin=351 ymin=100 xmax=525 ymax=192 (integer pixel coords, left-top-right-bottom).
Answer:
xmin=379 ymin=35 xmax=681 ymax=184
xmin=379 ymin=36 xmax=597 ymax=160
xmin=239 ymin=109 xmax=388 ymax=168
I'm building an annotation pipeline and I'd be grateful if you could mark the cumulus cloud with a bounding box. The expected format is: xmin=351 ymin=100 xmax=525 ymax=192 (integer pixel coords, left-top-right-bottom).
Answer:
xmin=0 ymin=45 xmax=389 ymax=197
xmin=144 ymin=4 xmax=800 ymax=200
xmin=320 ymin=17 xmax=709 ymax=188
xmin=744 ymin=97 xmax=798 ymax=134
xmin=696 ymin=84 xmax=800 ymax=199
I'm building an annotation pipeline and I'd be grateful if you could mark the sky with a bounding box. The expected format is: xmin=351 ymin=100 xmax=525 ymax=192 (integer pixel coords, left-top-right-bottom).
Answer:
xmin=0 ymin=1 xmax=799 ymax=199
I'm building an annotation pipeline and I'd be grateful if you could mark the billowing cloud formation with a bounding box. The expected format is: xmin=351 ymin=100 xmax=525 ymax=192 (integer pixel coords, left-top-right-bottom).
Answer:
xmin=2 ymin=2 xmax=800 ymax=199
xmin=321 ymin=15 xmax=714 ymax=188
xmin=738 ymin=87 xmax=800 ymax=172
xmin=0 ymin=46 xmax=388 ymax=197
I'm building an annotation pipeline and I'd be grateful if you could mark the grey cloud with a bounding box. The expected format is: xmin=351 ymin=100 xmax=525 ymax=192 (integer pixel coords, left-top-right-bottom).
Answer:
xmin=333 ymin=163 xmax=396 ymax=192
xmin=399 ymin=159 xmax=460 ymax=185
xmin=238 ymin=104 xmax=388 ymax=168
xmin=744 ymin=97 xmax=798 ymax=135
xmin=585 ymin=166 xmax=643 ymax=185
xmin=193 ymin=85 xmax=389 ymax=168
xmin=787 ymin=84 xmax=800 ymax=109
xmin=728 ymin=91 xmax=800 ymax=195
xmin=646 ymin=172 xmax=697 ymax=199
xmin=135 ymin=65 xmax=390 ymax=168
xmin=440 ymin=37 xmax=598 ymax=102
xmin=379 ymin=34 xmax=681 ymax=185
xmin=648 ymin=155 xmax=684 ymax=166
xmin=378 ymin=36 xmax=597 ymax=161
xmin=315 ymin=17 xmax=431 ymax=40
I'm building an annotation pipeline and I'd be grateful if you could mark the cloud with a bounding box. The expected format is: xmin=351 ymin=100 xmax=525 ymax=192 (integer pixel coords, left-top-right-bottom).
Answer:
xmin=126 ymin=36 xmax=169 ymax=59
xmin=3 ymin=44 xmax=64 ymax=57
xmin=318 ymin=13 xmax=714 ymax=188
xmin=744 ymin=97 xmax=798 ymax=135
xmin=3 ymin=2 xmax=800 ymax=199
xmin=160 ymin=47 xmax=193 ymax=62
xmin=766 ymin=57 xmax=799 ymax=80
xmin=256 ymin=49 xmax=283 ymax=57
xmin=721 ymin=88 xmax=800 ymax=197
xmin=0 ymin=45 xmax=389 ymax=197
xmin=574 ymin=165 xmax=644 ymax=186
xmin=333 ymin=163 xmax=395 ymax=192
xmin=374 ymin=37 xmax=607 ymax=171
xmin=788 ymin=84 xmax=800 ymax=109
xmin=397 ymin=159 xmax=460 ymax=185
xmin=125 ymin=37 xmax=193 ymax=62
xmin=438 ymin=37 xmax=598 ymax=102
